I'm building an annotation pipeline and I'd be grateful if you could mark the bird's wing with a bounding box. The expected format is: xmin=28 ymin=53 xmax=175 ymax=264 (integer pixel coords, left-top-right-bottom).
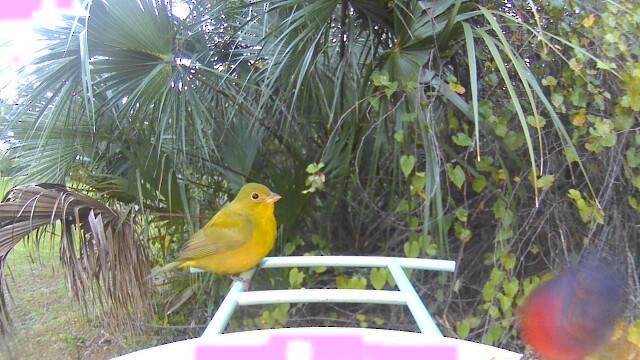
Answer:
xmin=177 ymin=212 xmax=254 ymax=260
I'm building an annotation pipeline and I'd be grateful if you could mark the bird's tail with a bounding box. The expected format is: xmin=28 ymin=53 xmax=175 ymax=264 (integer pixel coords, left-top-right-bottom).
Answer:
xmin=146 ymin=261 xmax=180 ymax=280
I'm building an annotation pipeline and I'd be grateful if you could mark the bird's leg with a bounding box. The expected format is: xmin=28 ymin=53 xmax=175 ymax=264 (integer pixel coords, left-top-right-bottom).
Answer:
xmin=229 ymin=268 xmax=257 ymax=290
xmin=229 ymin=275 xmax=252 ymax=291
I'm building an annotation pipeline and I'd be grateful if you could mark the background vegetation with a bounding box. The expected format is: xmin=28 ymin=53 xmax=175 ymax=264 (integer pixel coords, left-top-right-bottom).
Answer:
xmin=0 ymin=0 xmax=638 ymax=357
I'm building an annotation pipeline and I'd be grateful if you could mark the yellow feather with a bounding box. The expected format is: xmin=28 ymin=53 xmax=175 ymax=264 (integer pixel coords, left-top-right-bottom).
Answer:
xmin=162 ymin=183 xmax=281 ymax=275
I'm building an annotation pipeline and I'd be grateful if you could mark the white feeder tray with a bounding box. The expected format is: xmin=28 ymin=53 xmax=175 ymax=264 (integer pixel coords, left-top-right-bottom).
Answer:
xmin=114 ymin=256 xmax=522 ymax=360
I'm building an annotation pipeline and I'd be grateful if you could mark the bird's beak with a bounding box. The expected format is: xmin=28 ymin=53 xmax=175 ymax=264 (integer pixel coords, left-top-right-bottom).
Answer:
xmin=266 ymin=192 xmax=282 ymax=204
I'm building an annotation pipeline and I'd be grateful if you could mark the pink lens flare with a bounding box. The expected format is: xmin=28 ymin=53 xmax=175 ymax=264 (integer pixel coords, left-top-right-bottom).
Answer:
xmin=0 ymin=0 xmax=75 ymax=20
xmin=195 ymin=334 xmax=458 ymax=360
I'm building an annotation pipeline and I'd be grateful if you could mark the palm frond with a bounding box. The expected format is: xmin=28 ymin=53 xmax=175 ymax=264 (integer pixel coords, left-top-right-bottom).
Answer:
xmin=0 ymin=184 xmax=152 ymax=335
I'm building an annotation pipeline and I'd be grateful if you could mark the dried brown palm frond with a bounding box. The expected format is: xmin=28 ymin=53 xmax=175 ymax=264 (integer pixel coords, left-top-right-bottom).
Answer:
xmin=0 ymin=183 xmax=153 ymax=335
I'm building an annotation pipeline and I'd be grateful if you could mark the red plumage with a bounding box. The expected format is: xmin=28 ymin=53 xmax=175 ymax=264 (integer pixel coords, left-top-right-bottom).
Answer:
xmin=517 ymin=259 xmax=624 ymax=360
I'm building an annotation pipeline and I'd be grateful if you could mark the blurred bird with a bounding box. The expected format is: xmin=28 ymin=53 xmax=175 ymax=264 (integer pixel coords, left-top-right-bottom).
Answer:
xmin=517 ymin=258 xmax=625 ymax=360
xmin=155 ymin=183 xmax=281 ymax=276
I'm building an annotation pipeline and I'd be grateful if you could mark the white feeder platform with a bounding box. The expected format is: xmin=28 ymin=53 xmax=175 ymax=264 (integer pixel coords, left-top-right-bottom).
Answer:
xmin=114 ymin=256 xmax=522 ymax=360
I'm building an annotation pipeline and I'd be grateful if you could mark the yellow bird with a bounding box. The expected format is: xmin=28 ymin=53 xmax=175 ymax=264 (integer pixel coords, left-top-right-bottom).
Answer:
xmin=160 ymin=183 xmax=281 ymax=275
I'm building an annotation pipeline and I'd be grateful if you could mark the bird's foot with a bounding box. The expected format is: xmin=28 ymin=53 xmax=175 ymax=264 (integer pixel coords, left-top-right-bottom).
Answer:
xmin=230 ymin=275 xmax=252 ymax=290
xmin=520 ymin=351 xmax=541 ymax=360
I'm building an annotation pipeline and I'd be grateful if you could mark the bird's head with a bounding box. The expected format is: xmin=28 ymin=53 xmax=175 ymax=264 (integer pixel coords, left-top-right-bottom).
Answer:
xmin=231 ymin=182 xmax=282 ymax=216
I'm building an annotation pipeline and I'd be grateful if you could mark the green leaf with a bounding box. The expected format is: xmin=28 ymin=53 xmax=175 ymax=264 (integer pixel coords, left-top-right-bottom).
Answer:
xmin=569 ymin=86 xmax=587 ymax=107
xmin=626 ymin=148 xmax=640 ymax=168
xmin=496 ymin=228 xmax=513 ymax=242
xmin=337 ymin=275 xmax=367 ymax=290
xmin=411 ymin=172 xmax=426 ymax=193
xmin=567 ymin=189 xmax=582 ymax=201
xmin=289 ymin=268 xmax=305 ymax=288
xmin=600 ymin=132 xmax=617 ymax=147
xmin=372 ymin=72 xmax=390 ymax=86
xmin=284 ymin=242 xmax=297 ymax=256
xmin=491 ymin=267 xmax=506 ymax=284
xmin=394 ymin=130 xmax=404 ymax=143
xmin=493 ymin=122 xmax=508 ymax=138
xmin=384 ymin=82 xmax=398 ymax=98
xmin=565 ymin=147 xmax=579 ymax=163
xmin=526 ymin=115 xmax=547 ymax=129
xmin=400 ymin=113 xmax=417 ymax=122
xmin=504 ymin=278 xmax=519 ymax=299
xmin=452 ymin=132 xmax=473 ymax=147
xmin=447 ymin=164 xmax=466 ymax=189
xmin=541 ymin=76 xmax=557 ymax=87
xmin=395 ymin=199 xmax=413 ymax=213
xmin=271 ymin=304 xmax=290 ymax=326
xmin=256 ymin=310 xmax=274 ymax=329
xmin=454 ymin=222 xmax=472 ymax=243
xmin=493 ymin=198 xmax=506 ymax=219
xmin=500 ymin=253 xmax=516 ymax=271
xmin=336 ymin=275 xmax=349 ymax=289
xmin=504 ymin=130 xmax=525 ymax=151
xmin=621 ymin=69 xmax=640 ymax=111
xmin=537 ymin=175 xmax=555 ymax=190
xmin=449 ymin=113 xmax=459 ymax=130
xmin=356 ymin=314 xmax=368 ymax=328
xmin=457 ymin=319 xmax=471 ymax=339
xmin=305 ymin=162 xmax=325 ymax=173
xmin=551 ymin=92 xmax=564 ymax=108
xmin=387 ymin=270 xmax=397 ymax=287
xmin=596 ymin=61 xmax=616 ymax=70
xmin=400 ymin=155 xmax=416 ymax=178
xmin=548 ymin=0 xmax=564 ymax=10
xmin=370 ymin=268 xmax=388 ymax=290
xmin=483 ymin=285 xmax=497 ymax=302
xmin=403 ymin=240 xmax=420 ymax=258
xmin=472 ymin=175 xmax=487 ymax=193
xmin=490 ymin=324 xmax=506 ymax=345
xmin=487 ymin=305 xmax=500 ymax=320
xmin=497 ymin=293 xmax=512 ymax=313
xmin=476 ymin=157 xmax=494 ymax=172
xmin=455 ymin=208 xmax=468 ymax=222
xmin=311 ymin=266 xmax=327 ymax=274
xmin=522 ymin=277 xmax=541 ymax=297
xmin=425 ymin=242 xmax=438 ymax=256
xmin=369 ymin=97 xmax=380 ymax=111
xmin=350 ymin=276 xmax=367 ymax=290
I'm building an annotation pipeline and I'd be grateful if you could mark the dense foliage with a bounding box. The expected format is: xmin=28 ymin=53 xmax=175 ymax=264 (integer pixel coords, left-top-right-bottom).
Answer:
xmin=1 ymin=0 xmax=638 ymax=353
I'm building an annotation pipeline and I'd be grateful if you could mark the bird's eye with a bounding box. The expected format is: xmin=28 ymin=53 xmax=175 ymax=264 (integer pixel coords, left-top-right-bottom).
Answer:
xmin=251 ymin=192 xmax=259 ymax=200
